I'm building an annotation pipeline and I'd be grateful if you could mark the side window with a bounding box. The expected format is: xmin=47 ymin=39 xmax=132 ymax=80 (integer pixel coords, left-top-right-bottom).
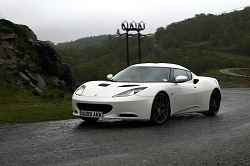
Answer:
xmin=173 ymin=69 xmax=192 ymax=81
xmin=185 ymin=70 xmax=192 ymax=80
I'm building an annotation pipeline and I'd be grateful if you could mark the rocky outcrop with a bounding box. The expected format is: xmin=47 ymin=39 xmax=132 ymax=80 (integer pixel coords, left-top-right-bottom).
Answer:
xmin=0 ymin=19 xmax=76 ymax=93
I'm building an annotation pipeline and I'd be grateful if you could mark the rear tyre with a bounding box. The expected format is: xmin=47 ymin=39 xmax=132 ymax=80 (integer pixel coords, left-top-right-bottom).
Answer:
xmin=203 ymin=89 xmax=221 ymax=116
xmin=80 ymin=117 xmax=99 ymax=123
xmin=150 ymin=93 xmax=170 ymax=125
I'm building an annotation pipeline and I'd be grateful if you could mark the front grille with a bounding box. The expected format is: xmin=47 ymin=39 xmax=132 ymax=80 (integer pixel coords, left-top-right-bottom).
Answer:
xmin=77 ymin=103 xmax=112 ymax=114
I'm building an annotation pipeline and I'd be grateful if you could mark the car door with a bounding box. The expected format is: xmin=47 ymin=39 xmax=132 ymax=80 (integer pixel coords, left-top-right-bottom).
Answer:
xmin=171 ymin=69 xmax=200 ymax=114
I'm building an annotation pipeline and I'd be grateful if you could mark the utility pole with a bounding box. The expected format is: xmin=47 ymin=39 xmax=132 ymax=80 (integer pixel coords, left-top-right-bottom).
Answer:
xmin=117 ymin=21 xmax=148 ymax=67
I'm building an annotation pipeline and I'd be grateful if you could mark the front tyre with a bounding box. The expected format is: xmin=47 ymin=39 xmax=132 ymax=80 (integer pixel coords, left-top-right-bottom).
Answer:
xmin=203 ymin=89 xmax=221 ymax=116
xmin=150 ymin=93 xmax=170 ymax=125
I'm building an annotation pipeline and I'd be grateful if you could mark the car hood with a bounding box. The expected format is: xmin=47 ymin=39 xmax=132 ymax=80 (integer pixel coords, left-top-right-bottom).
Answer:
xmin=80 ymin=81 xmax=150 ymax=97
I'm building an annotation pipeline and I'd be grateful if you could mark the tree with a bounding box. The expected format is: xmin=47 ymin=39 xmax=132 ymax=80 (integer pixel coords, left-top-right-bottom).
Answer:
xmin=154 ymin=27 xmax=166 ymax=42
xmin=209 ymin=34 xmax=220 ymax=46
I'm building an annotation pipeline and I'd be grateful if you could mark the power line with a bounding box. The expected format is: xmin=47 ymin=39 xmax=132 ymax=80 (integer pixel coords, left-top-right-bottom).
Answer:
xmin=214 ymin=5 xmax=249 ymax=15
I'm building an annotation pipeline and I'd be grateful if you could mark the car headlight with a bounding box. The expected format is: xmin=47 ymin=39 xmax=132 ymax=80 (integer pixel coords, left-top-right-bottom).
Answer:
xmin=113 ymin=87 xmax=147 ymax=97
xmin=75 ymin=85 xmax=86 ymax=96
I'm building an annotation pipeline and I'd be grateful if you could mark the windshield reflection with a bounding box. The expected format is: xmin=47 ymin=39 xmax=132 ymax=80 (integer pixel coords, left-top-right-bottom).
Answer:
xmin=112 ymin=66 xmax=170 ymax=83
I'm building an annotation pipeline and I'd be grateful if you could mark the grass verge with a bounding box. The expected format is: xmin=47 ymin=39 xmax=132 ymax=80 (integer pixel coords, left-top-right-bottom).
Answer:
xmin=0 ymin=100 xmax=75 ymax=125
xmin=0 ymin=74 xmax=76 ymax=125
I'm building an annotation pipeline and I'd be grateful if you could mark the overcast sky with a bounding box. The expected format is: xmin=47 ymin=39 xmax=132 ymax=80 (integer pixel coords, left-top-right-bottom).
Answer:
xmin=0 ymin=0 xmax=249 ymax=44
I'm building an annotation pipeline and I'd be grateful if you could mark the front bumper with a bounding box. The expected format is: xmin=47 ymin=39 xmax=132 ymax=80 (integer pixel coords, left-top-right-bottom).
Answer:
xmin=72 ymin=94 xmax=154 ymax=120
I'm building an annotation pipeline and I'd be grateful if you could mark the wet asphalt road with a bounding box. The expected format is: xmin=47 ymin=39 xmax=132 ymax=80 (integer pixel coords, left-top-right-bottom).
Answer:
xmin=0 ymin=89 xmax=250 ymax=166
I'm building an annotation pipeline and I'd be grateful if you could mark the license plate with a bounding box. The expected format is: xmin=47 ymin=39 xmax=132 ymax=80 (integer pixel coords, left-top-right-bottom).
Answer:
xmin=80 ymin=110 xmax=103 ymax=118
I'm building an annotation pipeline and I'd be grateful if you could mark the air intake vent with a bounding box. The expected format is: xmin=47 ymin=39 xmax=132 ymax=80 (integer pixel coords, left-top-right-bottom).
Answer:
xmin=118 ymin=85 xmax=139 ymax=87
xmin=98 ymin=83 xmax=110 ymax=87
xmin=119 ymin=114 xmax=138 ymax=117
xmin=193 ymin=79 xmax=199 ymax=84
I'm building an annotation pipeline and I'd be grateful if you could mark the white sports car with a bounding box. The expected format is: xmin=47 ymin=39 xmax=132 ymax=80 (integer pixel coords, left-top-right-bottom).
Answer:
xmin=72 ymin=63 xmax=221 ymax=125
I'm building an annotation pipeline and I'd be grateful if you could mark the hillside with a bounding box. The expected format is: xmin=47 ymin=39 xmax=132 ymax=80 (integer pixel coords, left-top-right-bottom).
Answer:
xmin=154 ymin=7 xmax=250 ymax=52
xmin=55 ymin=7 xmax=250 ymax=84
xmin=56 ymin=35 xmax=115 ymax=49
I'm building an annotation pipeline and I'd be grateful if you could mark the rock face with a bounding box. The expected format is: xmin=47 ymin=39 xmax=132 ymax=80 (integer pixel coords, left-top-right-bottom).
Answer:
xmin=0 ymin=19 xmax=76 ymax=92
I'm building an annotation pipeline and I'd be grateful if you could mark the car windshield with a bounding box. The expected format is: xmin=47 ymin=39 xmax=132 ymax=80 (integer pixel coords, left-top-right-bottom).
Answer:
xmin=111 ymin=66 xmax=170 ymax=83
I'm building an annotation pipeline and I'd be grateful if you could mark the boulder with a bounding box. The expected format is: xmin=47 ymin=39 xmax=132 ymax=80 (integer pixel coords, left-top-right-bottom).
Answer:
xmin=0 ymin=19 xmax=76 ymax=93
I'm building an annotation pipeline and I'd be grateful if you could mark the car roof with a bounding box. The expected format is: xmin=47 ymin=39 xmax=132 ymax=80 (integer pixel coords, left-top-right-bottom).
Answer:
xmin=131 ymin=63 xmax=189 ymax=71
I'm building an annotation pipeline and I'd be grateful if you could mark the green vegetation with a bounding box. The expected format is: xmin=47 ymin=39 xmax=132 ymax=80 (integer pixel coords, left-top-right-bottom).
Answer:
xmin=0 ymin=73 xmax=75 ymax=125
xmin=229 ymin=68 xmax=250 ymax=76
xmin=55 ymin=7 xmax=250 ymax=84
xmin=202 ymin=69 xmax=250 ymax=88
xmin=57 ymin=35 xmax=115 ymax=48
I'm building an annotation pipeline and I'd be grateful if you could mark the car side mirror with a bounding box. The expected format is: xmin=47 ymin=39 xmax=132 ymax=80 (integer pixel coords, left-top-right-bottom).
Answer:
xmin=107 ymin=74 xmax=113 ymax=80
xmin=174 ymin=75 xmax=188 ymax=83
